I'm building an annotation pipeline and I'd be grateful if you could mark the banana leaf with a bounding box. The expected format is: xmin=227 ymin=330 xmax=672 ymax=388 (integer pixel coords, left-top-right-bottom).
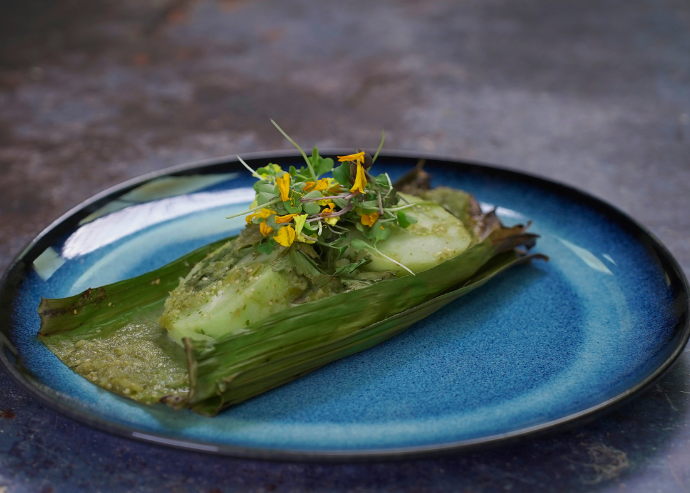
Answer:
xmin=186 ymin=248 xmax=545 ymax=415
xmin=38 ymin=186 xmax=545 ymax=415
xmin=184 ymin=248 xmax=546 ymax=416
xmin=38 ymin=237 xmax=230 ymax=338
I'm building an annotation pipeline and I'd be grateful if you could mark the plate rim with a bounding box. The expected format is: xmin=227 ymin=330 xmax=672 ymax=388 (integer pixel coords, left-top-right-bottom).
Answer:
xmin=1 ymin=149 xmax=688 ymax=461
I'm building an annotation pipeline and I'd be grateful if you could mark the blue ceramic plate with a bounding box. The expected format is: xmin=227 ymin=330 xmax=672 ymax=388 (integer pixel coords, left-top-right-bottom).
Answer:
xmin=1 ymin=151 xmax=688 ymax=460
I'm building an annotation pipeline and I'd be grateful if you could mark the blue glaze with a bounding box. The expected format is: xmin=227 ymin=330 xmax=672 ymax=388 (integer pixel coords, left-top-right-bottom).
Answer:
xmin=6 ymin=161 xmax=682 ymax=453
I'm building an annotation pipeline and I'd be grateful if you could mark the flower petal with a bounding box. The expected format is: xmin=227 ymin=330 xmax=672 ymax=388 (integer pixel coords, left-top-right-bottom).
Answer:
xmin=275 ymin=213 xmax=298 ymax=224
xmin=293 ymin=214 xmax=308 ymax=236
xmin=350 ymin=162 xmax=367 ymax=194
xmin=314 ymin=178 xmax=330 ymax=191
xmin=259 ymin=221 xmax=274 ymax=236
xmin=360 ymin=212 xmax=379 ymax=226
xmin=274 ymin=225 xmax=296 ymax=247
xmin=277 ymin=173 xmax=291 ymax=201
xmin=320 ymin=202 xmax=336 ymax=215
xmin=337 ymin=152 xmax=365 ymax=165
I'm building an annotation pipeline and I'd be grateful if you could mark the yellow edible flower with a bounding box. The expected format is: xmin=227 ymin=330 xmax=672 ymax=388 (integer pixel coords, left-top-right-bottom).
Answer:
xmin=275 ymin=213 xmax=298 ymax=224
xmin=360 ymin=212 xmax=379 ymax=226
xmin=303 ymin=178 xmax=330 ymax=193
xmin=274 ymin=225 xmax=296 ymax=247
xmin=246 ymin=208 xmax=276 ymax=224
xmin=337 ymin=152 xmax=365 ymax=165
xmin=350 ymin=161 xmax=367 ymax=194
xmin=277 ymin=173 xmax=291 ymax=201
xmin=319 ymin=202 xmax=338 ymax=226
xmin=259 ymin=221 xmax=274 ymax=236
xmin=320 ymin=202 xmax=336 ymax=215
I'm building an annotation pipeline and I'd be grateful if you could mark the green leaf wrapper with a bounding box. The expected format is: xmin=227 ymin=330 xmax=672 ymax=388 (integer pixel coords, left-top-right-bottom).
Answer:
xmin=185 ymin=227 xmax=543 ymax=415
xmin=37 ymin=168 xmax=545 ymax=416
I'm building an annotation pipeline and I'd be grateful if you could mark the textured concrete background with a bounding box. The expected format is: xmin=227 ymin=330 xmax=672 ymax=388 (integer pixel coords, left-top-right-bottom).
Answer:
xmin=1 ymin=0 xmax=689 ymax=491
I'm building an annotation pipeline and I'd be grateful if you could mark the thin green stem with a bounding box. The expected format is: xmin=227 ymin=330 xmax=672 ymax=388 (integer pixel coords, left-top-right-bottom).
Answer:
xmin=226 ymin=198 xmax=282 ymax=219
xmin=271 ymin=119 xmax=317 ymax=181
xmin=237 ymin=156 xmax=266 ymax=181
xmin=370 ymin=245 xmax=415 ymax=276
xmin=328 ymin=224 xmax=349 ymax=233
xmin=372 ymin=129 xmax=385 ymax=163
xmin=301 ymin=193 xmax=353 ymax=203
xmin=384 ymin=202 xmax=435 ymax=212
xmin=383 ymin=173 xmax=393 ymax=197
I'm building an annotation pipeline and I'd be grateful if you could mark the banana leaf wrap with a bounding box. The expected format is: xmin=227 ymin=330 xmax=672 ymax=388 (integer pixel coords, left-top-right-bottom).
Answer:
xmin=37 ymin=175 xmax=545 ymax=415
xmin=186 ymin=233 xmax=543 ymax=415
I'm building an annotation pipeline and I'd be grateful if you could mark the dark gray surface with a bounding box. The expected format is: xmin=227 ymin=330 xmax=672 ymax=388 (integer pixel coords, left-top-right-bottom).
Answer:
xmin=1 ymin=0 xmax=689 ymax=491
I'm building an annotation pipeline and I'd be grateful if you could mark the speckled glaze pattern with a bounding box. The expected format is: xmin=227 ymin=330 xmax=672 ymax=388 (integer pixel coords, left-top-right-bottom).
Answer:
xmin=1 ymin=154 xmax=687 ymax=458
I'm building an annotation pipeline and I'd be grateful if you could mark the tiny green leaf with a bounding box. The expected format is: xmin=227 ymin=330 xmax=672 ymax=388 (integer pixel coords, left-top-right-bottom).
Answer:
xmin=375 ymin=174 xmax=389 ymax=187
xmin=308 ymin=148 xmax=335 ymax=177
xmin=396 ymin=211 xmax=418 ymax=228
xmin=332 ymin=163 xmax=351 ymax=187
xmin=256 ymin=165 xmax=279 ymax=177
xmin=257 ymin=241 xmax=275 ymax=255
xmin=350 ymin=238 xmax=370 ymax=251
xmin=265 ymin=215 xmax=278 ymax=229
xmin=254 ymin=181 xmax=276 ymax=193
xmin=273 ymin=202 xmax=288 ymax=215
xmin=370 ymin=224 xmax=392 ymax=243
xmin=283 ymin=196 xmax=303 ymax=214
xmin=360 ymin=200 xmax=380 ymax=211
xmin=256 ymin=192 xmax=276 ymax=206
xmin=333 ymin=198 xmax=349 ymax=209
xmin=314 ymin=158 xmax=334 ymax=177
xmin=302 ymin=191 xmax=323 ymax=200
xmin=303 ymin=202 xmax=321 ymax=215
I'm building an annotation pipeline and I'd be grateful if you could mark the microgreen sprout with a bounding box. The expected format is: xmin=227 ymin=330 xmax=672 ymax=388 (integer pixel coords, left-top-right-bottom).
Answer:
xmin=271 ymin=119 xmax=317 ymax=180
